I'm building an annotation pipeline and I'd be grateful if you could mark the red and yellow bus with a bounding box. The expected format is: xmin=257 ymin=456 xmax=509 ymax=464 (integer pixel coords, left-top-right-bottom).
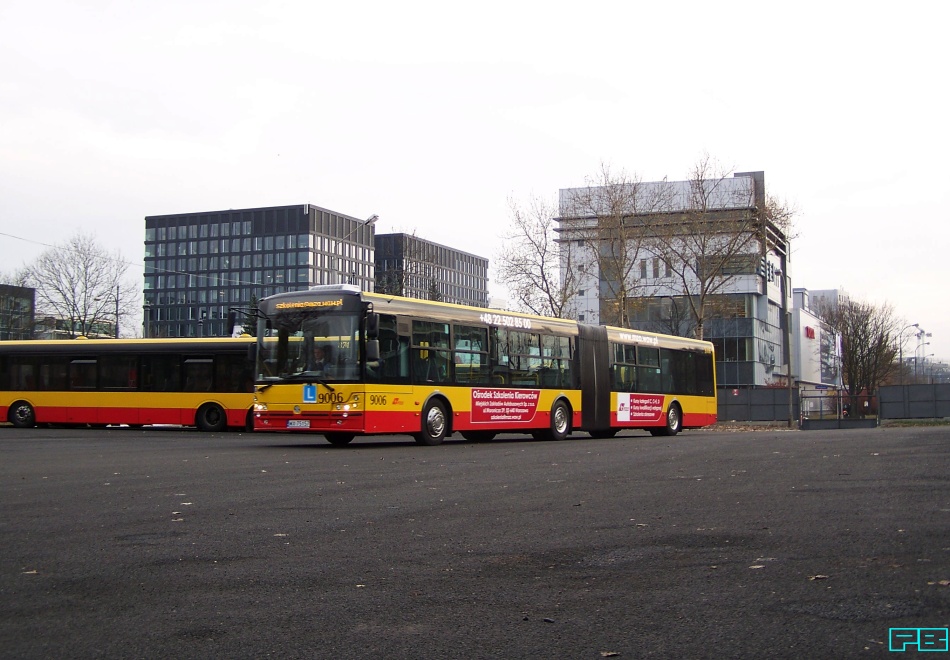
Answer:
xmin=0 ymin=338 xmax=255 ymax=431
xmin=251 ymin=284 xmax=717 ymax=444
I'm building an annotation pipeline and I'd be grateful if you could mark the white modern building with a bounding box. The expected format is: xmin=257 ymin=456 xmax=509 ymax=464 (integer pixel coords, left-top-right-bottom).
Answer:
xmin=791 ymin=288 xmax=843 ymax=402
xmin=555 ymin=171 xmax=792 ymax=389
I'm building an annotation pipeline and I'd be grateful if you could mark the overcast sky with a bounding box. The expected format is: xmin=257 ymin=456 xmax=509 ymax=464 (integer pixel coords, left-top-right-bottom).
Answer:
xmin=1 ymin=1 xmax=947 ymax=359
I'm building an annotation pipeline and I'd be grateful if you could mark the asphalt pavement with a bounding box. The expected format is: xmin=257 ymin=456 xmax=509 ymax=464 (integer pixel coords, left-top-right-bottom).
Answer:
xmin=1 ymin=425 xmax=948 ymax=658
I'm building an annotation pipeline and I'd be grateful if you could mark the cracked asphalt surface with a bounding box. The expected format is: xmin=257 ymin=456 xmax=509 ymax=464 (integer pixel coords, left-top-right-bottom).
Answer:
xmin=2 ymin=425 xmax=948 ymax=658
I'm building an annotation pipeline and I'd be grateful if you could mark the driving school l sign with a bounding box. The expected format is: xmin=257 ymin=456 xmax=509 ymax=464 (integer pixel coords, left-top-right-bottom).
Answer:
xmin=471 ymin=389 xmax=540 ymax=423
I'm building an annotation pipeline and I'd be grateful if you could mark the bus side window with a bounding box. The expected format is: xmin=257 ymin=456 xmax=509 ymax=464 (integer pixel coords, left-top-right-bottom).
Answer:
xmin=490 ymin=328 xmax=509 ymax=385
xmin=412 ymin=320 xmax=450 ymax=384
xmin=141 ymin=355 xmax=180 ymax=391
xmin=184 ymin=359 xmax=213 ymax=391
xmin=452 ymin=324 xmax=489 ymax=385
xmin=69 ymin=360 xmax=97 ymax=390
xmin=10 ymin=360 xmax=35 ymax=390
xmin=368 ymin=314 xmax=409 ymax=382
xmin=215 ymin=354 xmax=249 ymax=392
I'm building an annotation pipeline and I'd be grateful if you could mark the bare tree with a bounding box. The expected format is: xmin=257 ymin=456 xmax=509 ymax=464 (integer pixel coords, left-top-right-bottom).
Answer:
xmin=25 ymin=232 xmax=139 ymax=338
xmin=495 ymin=196 xmax=578 ymax=318
xmin=0 ymin=267 xmax=32 ymax=287
xmin=821 ymin=298 xmax=899 ymax=413
xmin=558 ymin=164 xmax=657 ymax=326
xmin=643 ymin=157 xmax=794 ymax=339
xmin=644 ymin=295 xmax=695 ymax=337
xmin=426 ymin=281 xmax=443 ymax=302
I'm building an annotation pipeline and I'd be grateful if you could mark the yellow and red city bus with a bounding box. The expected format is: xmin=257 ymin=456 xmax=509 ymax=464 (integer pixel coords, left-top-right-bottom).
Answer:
xmin=0 ymin=337 xmax=255 ymax=431
xmin=251 ymin=284 xmax=716 ymax=444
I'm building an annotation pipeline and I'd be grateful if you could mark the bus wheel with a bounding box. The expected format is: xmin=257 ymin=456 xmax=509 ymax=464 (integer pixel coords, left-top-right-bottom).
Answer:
xmin=460 ymin=431 xmax=495 ymax=443
xmin=415 ymin=399 xmax=448 ymax=446
xmin=196 ymin=404 xmax=227 ymax=432
xmin=325 ymin=433 xmax=355 ymax=446
xmin=655 ymin=403 xmax=682 ymax=436
xmin=9 ymin=401 xmax=36 ymax=429
xmin=545 ymin=400 xmax=571 ymax=441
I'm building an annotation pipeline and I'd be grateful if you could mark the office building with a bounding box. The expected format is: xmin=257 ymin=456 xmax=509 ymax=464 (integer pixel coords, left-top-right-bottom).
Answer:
xmin=0 ymin=284 xmax=35 ymax=340
xmin=556 ymin=171 xmax=792 ymax=388
xmin=374 ymin=233 xmax=489 ymax=307
xmin=144 ymin=204 xmax=376 ymax=338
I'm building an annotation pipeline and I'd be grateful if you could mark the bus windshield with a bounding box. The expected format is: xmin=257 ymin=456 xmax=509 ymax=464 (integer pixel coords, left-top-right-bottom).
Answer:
xmin=255 ymin=309 xmax=361 ymax=383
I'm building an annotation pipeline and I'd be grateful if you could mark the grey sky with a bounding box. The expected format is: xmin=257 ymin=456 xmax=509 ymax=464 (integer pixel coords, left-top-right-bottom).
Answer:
xmin=1 ymin=1 xmax=946 ymax=357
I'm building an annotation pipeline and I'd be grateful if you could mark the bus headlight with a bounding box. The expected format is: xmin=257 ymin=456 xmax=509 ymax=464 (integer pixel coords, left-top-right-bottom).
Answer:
xmin=254 ymin=403 xmax=268 ymax=412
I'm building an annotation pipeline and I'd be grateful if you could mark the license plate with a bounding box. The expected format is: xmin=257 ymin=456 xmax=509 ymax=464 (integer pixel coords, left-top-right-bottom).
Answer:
xmin=287 ymin=419 xmax=310 ymax=429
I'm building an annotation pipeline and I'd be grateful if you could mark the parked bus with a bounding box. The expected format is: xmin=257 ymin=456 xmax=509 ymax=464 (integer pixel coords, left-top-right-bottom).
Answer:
xmin=1 ymin=338 xmax=255 ymax=431
xmin=250 ymin=284 xmax=716 ymax=444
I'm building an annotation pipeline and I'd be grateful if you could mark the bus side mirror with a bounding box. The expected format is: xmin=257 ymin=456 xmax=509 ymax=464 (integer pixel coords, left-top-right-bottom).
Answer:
xmin=366 ymin=312 xmax=379 ymax=339
xmin=227 ymin=311 xmax=237 ymax=337
xmin=366 ymin=339 xmax=380 ymax=363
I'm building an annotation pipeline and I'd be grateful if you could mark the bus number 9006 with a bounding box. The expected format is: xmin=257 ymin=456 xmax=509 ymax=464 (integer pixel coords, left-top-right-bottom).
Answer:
xmin=369 ymin=395 xmax=387 ymax=406
xmin=317 ymin=392 xmax=344 ymax=404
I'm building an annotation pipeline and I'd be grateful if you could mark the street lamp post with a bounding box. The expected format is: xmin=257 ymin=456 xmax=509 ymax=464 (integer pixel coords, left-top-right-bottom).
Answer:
xmin=898 ymin=323 xmax=919 ymax=385
xmin=329 ymin=215 xmax=377 ymax=285
xmin=915 ymin=342 xmax=931 ymax=383
xmin=143 ymin=303 xmax=151 ymax=339
xmin=94 ymin=285 xmax=120 ymax=338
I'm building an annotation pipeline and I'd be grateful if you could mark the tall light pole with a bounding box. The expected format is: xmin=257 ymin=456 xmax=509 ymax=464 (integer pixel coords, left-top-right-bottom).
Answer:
xmin=329 ymin=214 xmax=377 ymax=285
xmin=113 ymin=285 xmax=119 ymax=338
xmin=898 ymin=323 xmax=919 ymax=385
xmin=915 ymin=342 xmax=931 ymax=382
xmin=94 ymin=285 xmax=120 ymax=338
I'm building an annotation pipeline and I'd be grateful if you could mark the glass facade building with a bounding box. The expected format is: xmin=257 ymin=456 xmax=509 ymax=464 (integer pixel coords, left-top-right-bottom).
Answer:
xmin=143 ymin=204 xmax=376 ymax=338
xmin=0 ymin=284 xmax=35 ymax=340
xmin=374 ymin=233 xmax=489 ymax=307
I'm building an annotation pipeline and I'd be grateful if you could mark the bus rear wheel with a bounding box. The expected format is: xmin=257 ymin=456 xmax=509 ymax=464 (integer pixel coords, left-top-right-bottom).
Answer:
xmin=196 ymin=403 xmax=227 ymax=432
xmin=543 ymin=399 xmax=571 ymax=441
xmin=652 ymin=403 xmax=682 ymax=436
xmin=9 ymin=401 xmax=36 ymax=429
xmin=415 ymin=399 xmax=448 ymax=446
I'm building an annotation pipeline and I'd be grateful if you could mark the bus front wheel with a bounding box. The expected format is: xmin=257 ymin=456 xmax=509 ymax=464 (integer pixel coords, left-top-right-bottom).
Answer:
xmin=196 ymin=403 xmax=227 ymax=432
xmin=415 ymin=399 xmax=448 ymax=446
xmin=9 ymin=401 xmax=36 ymax=429
xmin=460 ymin=431 xmax=495 ymax=443
xmin=325 ymin=433 xmax=355 ymax=446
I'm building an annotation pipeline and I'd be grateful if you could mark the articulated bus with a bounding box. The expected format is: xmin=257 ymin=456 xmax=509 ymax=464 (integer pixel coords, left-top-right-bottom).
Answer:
xmin=251 ymin=284 xmax=717 ymax=444
xmin=0 ymin=338 xmax=255 ymax=431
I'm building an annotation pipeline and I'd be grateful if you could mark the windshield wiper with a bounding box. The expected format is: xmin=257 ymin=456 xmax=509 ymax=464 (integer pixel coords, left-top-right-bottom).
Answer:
xmin=287 ymin=371 xmax=336 ymax=392
xmin=312 ymin=379 xmax=335 ymax=392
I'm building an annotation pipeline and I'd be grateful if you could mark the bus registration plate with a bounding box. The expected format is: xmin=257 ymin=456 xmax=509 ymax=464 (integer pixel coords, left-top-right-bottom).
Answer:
xmin=287 ymin=419 xmax=310 ymax=429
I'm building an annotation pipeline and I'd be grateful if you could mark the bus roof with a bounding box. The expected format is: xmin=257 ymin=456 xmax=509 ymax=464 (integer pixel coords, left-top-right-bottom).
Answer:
xmin=261 ymin=286 xmax=712 ymax=350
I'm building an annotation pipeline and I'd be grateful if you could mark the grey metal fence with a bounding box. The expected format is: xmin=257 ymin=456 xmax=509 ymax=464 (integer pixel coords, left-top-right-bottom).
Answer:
xmin=717 ymin=387 xmax=799 ymax=422
xmin=879 ymin=384 xmax=950 ymax=419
